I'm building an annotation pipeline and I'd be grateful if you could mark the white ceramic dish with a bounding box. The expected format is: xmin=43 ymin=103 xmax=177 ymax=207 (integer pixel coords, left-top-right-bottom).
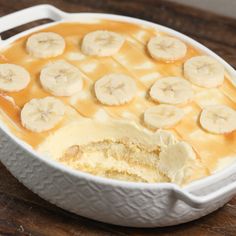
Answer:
xmin=0 ymin=4 xmax=236 ymax=227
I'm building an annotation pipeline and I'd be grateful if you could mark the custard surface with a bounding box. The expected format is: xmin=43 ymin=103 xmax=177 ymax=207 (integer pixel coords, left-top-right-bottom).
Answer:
xmin=0 ymin=20 xmax=236 ymax=175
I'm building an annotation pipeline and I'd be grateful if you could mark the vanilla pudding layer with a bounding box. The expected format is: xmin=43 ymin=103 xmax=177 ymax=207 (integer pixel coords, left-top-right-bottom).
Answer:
xmin=37 ymin=119 xmax=207 ymax=185
xmin=0 ymin=20 xmax=236 ymax=185
xmin=59 ymin=132 xmax=163 ymax=183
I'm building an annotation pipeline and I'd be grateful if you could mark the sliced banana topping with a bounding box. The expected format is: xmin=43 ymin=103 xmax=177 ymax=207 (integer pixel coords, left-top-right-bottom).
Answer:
xmin=147 ymin=35 xmax=187 ymax=61
xmin=21 ymin=97 xmax=65 ymax=132
xmin=184 ymin=55 xmax=224 ymax=88
xmin=144 ymin=104 xmax=184 ymax=129
xmin=94 ymin=73 xmax=137 ymax=106
xmin=150 ymin=77 xmax=193 ymax=105
xmin=200 ymin=105 xmax=236 ymax=134
xmin=158 ymin=141 xmax=197 ymax=185
xmin=81 ymin=30 xmax=125 ymax=56
xmin=0 ymin=64 xmax=30 ymax=92
xmin=26 ymin=32 xmax=65 ymax=58
xmin=40 ymin=60 xmax=84 ymax=97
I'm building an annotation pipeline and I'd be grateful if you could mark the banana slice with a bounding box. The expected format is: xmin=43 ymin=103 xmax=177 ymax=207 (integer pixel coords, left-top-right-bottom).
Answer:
xmin=0 ymin=64 xmax=30 ymax=92
xmin=40 ymin=60 xmax=84 ymax=96
xmin=94 ymin=73 xmax=137 ymax=106
xmin=81 ymin=30 xmax=125 ymax=56
xmin=26 ymin=32 xmax=65 ymax=58
xmin=200 ymin=105 xmax=236 ymax=134
xmin=144 ymin=104 xmax=184 ymax=129
xmin=184 ymin=55 xmax=224 ymax=88
xmin=150 ymin=77 xmax=193 ymax=105
xmin=147 ymin=35 xmax=187 ymax=61
xmin=159 ymin=141 xmax=197 ymax=185
xmin=21 ymin=97 xmax=65 ymax=132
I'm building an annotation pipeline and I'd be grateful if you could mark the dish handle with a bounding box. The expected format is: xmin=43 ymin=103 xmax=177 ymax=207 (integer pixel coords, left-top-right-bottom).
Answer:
xmin=0 ymin=4 xmax=67 ymax=36
xmin=174 ymin=174 xmax=236 ymax=208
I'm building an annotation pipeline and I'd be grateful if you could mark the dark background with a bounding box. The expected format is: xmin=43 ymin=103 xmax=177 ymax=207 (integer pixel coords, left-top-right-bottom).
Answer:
xmin=0 ymin=0 xmax=236 ymax=235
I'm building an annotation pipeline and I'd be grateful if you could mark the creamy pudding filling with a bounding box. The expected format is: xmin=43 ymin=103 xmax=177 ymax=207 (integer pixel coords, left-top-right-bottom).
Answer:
xmin=59 ymin=139 xmax=163 ymax=183
xmin=52 ymin=125 xmax=206 ymax=186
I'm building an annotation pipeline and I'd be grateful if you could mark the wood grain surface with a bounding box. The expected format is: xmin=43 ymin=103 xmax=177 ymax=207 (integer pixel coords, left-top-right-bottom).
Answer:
xmin=0 ymin=0 xmax=236 ymax=235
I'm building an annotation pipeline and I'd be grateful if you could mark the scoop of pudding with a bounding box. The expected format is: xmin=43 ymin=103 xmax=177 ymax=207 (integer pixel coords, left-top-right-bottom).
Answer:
xmin=37 ymin=119 xmax=207 ymax=185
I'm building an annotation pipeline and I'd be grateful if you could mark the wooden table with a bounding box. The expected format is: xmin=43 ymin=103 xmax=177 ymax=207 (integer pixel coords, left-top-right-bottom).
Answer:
xmin=0 ymin=0 xmax=236 ymax=235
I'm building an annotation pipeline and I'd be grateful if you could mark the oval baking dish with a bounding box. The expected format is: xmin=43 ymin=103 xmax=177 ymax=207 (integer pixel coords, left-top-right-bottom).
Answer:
xmin=0 ymin=5 xmax=236 ymax=227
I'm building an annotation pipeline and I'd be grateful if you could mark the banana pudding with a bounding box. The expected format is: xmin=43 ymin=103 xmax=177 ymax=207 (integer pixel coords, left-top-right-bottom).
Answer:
xmin=0 ymin=20 xmax=236 ymax=186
